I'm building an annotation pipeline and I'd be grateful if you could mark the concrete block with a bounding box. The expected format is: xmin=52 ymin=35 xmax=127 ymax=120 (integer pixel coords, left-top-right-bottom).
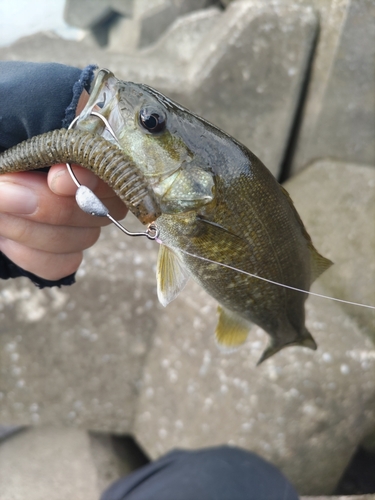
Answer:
xmin=289 ymin=0 xmax=375 ymax=172
xmin=0 ymin=427 xmax=130 ymax=499
xmin=88 ymin=432 xmax=142 ymax=492
xmin=220 ymin=0 xmax=375 ymax=174
xmin=108 ymin=0 xmax=214 ymax=51
xmin=146 ymin=7 xmax=222 ymax=65
xmin=133 ymin=289 xmax=375 ymax=495
xmin=64 ymin=0 xmax=114 ymax=30
xmin=169 ymin=1 xmax=317 ymax=178
xmin=109 ymin=0 xmax=134 ymax=17
xmin=132 ymin=160 xmax=375 ymax=495
xmin=74 ymin=0 xmax=215 ymax=50
xmin=0 ymin=222 xmax=159 ymax=431
xmin=0 ymin=1 xmax=317 ymax=178
xmin=64 ymin=0 xmax=134 ymax=29
xmin=109 ymin=0 xmax=216 ymax=53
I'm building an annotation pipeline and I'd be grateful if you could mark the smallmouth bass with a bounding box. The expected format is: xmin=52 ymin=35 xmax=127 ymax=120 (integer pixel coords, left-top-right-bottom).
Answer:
xmin=76 ymin=69 xmax=332 ymax=364
xmin=0 ymin=69 xmax=333 ymax=364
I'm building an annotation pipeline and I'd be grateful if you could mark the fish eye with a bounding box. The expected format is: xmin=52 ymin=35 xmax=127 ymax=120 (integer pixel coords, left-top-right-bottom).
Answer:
xmin=139 ymin=107 xmax=166 ymax=133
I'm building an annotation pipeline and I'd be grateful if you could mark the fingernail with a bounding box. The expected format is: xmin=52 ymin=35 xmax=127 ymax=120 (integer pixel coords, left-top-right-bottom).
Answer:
xmin=50 ymin=167 xmax=98 ymax=193
xmin=49 ymin=168 xmax=66 ymax=192
xmin=0 ymin=183 xmax=38 ymax=214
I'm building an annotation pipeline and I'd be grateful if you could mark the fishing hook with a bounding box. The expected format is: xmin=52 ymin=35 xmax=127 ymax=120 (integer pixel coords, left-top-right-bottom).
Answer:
xmin=66 ymin=113 xmax=159 ymax=241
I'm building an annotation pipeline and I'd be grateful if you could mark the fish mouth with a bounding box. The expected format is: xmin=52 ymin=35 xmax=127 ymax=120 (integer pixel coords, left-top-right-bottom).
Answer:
xmin=75 ymin=69 xmax=125 ymax=143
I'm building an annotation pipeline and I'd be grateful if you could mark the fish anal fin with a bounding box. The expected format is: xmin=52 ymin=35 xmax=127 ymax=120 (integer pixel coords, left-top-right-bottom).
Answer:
xmin=257 ymin=327 xmax=317 ymax=365
xmin=215 ymin=306 xmax=250 ymax=352
xmin=157 ymin=245 xmax=190 ymax=307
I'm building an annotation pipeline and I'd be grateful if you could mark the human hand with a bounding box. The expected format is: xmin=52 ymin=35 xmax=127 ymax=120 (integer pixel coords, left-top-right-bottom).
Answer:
xmin=0 ymin=88 xmax=128 ymax=282
xmin=0 ymin=166 xmax=128 ymax=281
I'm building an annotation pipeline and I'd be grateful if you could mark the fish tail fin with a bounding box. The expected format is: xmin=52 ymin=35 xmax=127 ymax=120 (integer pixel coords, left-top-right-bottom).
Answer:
xmin=257 ymin=326 xmax=317 ymax=365
xmin=215 ymin=306 xmax=251 ymax=352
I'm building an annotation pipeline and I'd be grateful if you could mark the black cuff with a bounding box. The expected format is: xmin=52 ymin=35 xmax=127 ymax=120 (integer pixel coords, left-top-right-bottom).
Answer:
xmin=0 ymin=62 xmax=97 ymax=151
xmin=0 ymin=251 xmax=76 ymax=289
xmin=62 ymin=64 xmax=97 ymax=128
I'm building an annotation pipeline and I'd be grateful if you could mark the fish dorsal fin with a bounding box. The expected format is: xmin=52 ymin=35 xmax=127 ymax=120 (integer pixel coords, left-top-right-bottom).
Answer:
xmin=279 ymin=185 xmax=333 ymax=283
xmin=309 ymin=246 xmax=333 ymax=283
xmin=157 ymin=245 xmax=190 ymax=307
xmin=215 ymin=306 xmax=250 ymax=351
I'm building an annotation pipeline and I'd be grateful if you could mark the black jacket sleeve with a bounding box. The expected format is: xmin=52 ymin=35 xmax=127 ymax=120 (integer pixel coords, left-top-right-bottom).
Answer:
xmin=0 ymin=61 xmax=96 ymax=288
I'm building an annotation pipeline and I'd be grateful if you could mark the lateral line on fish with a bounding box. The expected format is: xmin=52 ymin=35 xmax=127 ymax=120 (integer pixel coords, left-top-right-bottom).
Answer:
xmin=175 ymin=247 xmax=375 ymax=311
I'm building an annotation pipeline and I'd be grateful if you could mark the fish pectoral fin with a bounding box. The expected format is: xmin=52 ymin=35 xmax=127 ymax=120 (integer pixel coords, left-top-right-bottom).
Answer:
xmin=257 ymin=327 xmax=317 ymax=365
xmin=157 ymin=245 xmax=190 ymax=307
xmin=215 ymin=306 xmax=250 ymax=351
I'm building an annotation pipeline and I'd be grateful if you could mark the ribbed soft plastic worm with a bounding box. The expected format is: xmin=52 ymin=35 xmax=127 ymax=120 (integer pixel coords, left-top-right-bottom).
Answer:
xmin=0 ymin=128 xmax=160 ymax=224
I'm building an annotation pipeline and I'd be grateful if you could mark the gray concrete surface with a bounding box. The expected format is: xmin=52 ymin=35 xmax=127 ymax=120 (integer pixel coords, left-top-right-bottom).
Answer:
xmin=133 ymin=288 xmax=375 ymax=495
xmin=290 ymin=0 xmax=375 ymax=172
xmin=223 ymin=0 xmax=375 ymax=174
xmin=0 ymin=224 xmax=158 ymax=432
xmin=65 ymin=0 xmax=214 ymax=47
xmin=64 ymin=0 xmax=133 ymax=29
xmin=107 ymin=0 xmax=215 ymax=50
xmin=0 ymin=427 xmax=130 ymax=500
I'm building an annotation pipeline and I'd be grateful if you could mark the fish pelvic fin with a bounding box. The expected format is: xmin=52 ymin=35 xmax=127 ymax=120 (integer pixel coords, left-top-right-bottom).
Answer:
xmin=157 ymin=245 xmax=190 ymax=307
xmin=257 ymin=327 xmax=317 ymax=365
xmin=215 ymin=306 xmax=251 ymax=352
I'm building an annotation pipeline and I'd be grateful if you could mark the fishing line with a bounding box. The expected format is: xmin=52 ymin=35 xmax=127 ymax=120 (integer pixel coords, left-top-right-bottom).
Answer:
xmin=68 ymin=110 xmax=374 ymax=311
xmin=175 ymin=246 xmax=375 ymax=311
